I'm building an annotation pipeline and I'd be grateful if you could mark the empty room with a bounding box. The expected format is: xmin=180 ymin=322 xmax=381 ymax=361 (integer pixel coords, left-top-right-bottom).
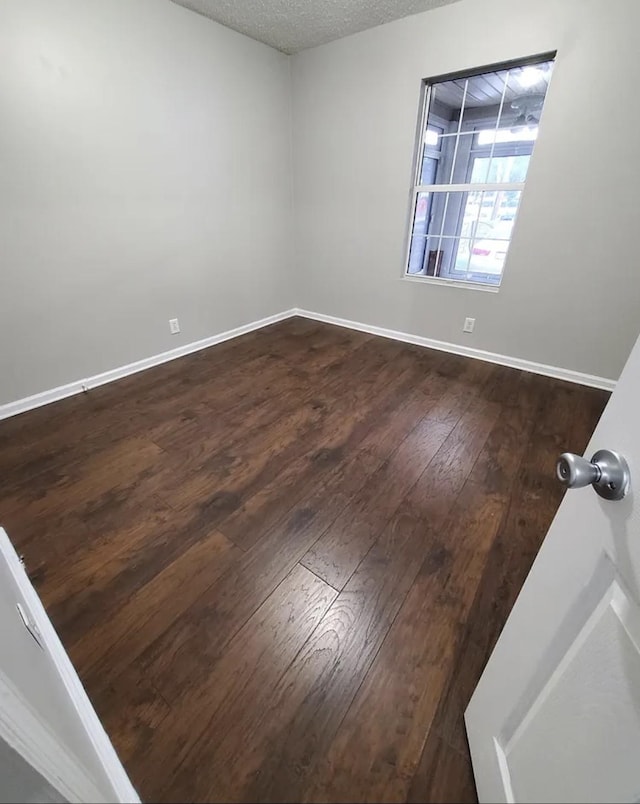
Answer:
xmin=1 ymin=0 xmax=640 ymax=802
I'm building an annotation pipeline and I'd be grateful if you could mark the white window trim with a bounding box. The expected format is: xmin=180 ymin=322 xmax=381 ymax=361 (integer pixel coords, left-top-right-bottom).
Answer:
xmin=402 ymin=273 xmax=501 ymax=293
xmin=415 ymin=182 xmax=525 ymax=194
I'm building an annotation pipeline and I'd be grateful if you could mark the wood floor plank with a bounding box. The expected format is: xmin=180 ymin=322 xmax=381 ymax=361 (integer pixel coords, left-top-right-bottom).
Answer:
xmin=229 ymin=400 xmax=501 ymax=803
xmin=0 ymin=319 xmax=610 ymax=804
xmin=466 ymin=371 xmax=540 ymax=493
xmin=301 ymin=390 xmax=500 ymax=590
xmin=147 ymin=326 xmax=371 ymax=457
xmin=404 ymin=378 xmax=609 ymax=801
xmin=406 ymin=733 xmax=477 ymax=804
xmin=69 ymin=528 xmax=240 ymax=678
xmin=130 ymin=357 xmax=467 ymax=705
xmin=0 ymin=436 xmax=165 ymax=522
xmin=84 ymin=666 xmax=172 ymax=772
xmin=169 ymin=485 xmax=442 ymax=803
xmin=302 ymin=482 xmax=507 ymax=803
xmin=135 ymin=373 xmax=446 ymax=703
xmin=44 ymin=505 xmax=237 ymax=647
xmin=218 ymin=361 xmax=461 ymax=551
xmin=300 ymin=417 xmax=452 ymax=589
xmin=134 ymin=564 xmax=338 ymax=801
xmin=153 ymin=336 xmax=416 ymax=523
xmin=30 ymin=497 xmax=175 ymax=607
xmin=146 ymin=354 xmax=312 ymax=453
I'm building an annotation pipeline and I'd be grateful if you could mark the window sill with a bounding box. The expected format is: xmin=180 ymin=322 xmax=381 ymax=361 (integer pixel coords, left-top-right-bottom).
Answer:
xmin=402 ymin=274 xmax=501 ymax=293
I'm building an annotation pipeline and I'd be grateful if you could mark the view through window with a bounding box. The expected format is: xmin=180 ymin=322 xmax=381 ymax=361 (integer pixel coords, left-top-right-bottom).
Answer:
xmin=406 ymin=56 xmax=555 ymax=286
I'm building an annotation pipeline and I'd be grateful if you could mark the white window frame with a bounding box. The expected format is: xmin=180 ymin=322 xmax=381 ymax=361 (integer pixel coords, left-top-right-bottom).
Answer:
xmin=402 ymin=55 xmax=554 ymax=292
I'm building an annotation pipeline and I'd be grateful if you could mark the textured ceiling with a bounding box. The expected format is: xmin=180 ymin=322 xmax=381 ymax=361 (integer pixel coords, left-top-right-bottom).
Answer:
xmin=170 ymin=0 xmax=464 ymax=54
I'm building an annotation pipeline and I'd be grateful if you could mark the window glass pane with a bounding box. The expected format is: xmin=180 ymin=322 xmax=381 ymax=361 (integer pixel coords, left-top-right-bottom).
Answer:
xmin=470 ymin=154 xmax=531 ymax=184
xmin=475 ymin=189 xmax=521 ymax=230
xmin=443 ymin=130 xmax=475 ymax=185
xmin=425 ymin=81 xmax=469 ymax=185
xmin=505 ymin=63 xmax=551 ymax=130
xmin=425 ymin=126 xmax=441 ymax=148
xmin=430 ymin=79 xmax=466 ymax=127
xmin=467 ymin=238 xmax=511 ymax=282
xmin=458 ymin=189 xmax=485 ymax=239
xmin=424 ymin=236 xmax=444 ymax=276
xmin=407 ymin=235 xmax=446 ymax=278
xmin=407 ymin=235 xmax=427 ymax=275
xmin=453 ymin=238 xmax=472 ymax=276
xmin=411 ymin=191 xmax=431 ymax=237
xmin=420 ymin=155 xmax=439 ymax=185
xmin=477 ymin=128 xmax=538 ymax=145
xmin=427 ymin=191 xmax=449 ymax=237
xmin=459 ymin=70 xmax=507 ymax=132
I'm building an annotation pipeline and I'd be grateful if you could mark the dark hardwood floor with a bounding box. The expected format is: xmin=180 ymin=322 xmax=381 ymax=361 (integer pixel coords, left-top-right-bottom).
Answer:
xmin=0 ymin=317 xmax=609 ymax=803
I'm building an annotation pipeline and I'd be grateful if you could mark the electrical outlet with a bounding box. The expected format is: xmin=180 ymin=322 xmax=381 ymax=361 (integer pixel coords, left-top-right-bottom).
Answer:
xmin=169 ymin=318 xmax=180 ymax=335
xmin=463 ymin=317 xmax=475 ymax=333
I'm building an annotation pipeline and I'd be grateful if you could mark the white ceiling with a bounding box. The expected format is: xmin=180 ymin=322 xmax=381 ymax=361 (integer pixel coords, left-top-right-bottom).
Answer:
xmin=170 ymin=0 xmax=463 ymax=54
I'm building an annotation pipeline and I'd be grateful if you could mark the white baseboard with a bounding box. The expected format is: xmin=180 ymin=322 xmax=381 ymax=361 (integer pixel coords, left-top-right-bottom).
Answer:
xmin=0 ymin=306 xmax=615 ymax=421
xmin=0 ymin=309 xmax=297 ymax=422
xmin=292 ymin=308 xmax=616 ymax=392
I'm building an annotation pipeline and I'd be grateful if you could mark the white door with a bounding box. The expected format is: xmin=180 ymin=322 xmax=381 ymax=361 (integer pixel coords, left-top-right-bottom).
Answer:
xmin=0 ymin=527 xmax=138 ymax=803
xmin=465 ymin=332 xmax=640 ymax=803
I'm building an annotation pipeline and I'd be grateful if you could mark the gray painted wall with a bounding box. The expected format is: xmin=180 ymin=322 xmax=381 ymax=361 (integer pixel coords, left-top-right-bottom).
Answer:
xmin=0 ymin=0 xmax=293 ymax=405
xmin=3 ymin=0 xmax=640 ymax=408
xmin=291 ymin=0 xmax=640 ymax=381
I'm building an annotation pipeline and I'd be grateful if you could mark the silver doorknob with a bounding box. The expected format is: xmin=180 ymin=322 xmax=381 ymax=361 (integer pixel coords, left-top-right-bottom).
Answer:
xmin=556 ymin=449 xmax=630 ymax=501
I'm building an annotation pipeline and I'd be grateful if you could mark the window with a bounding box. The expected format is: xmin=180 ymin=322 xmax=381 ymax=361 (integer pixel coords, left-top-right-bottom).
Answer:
xmin=406 ymin=56 xmax=555 ymax=287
